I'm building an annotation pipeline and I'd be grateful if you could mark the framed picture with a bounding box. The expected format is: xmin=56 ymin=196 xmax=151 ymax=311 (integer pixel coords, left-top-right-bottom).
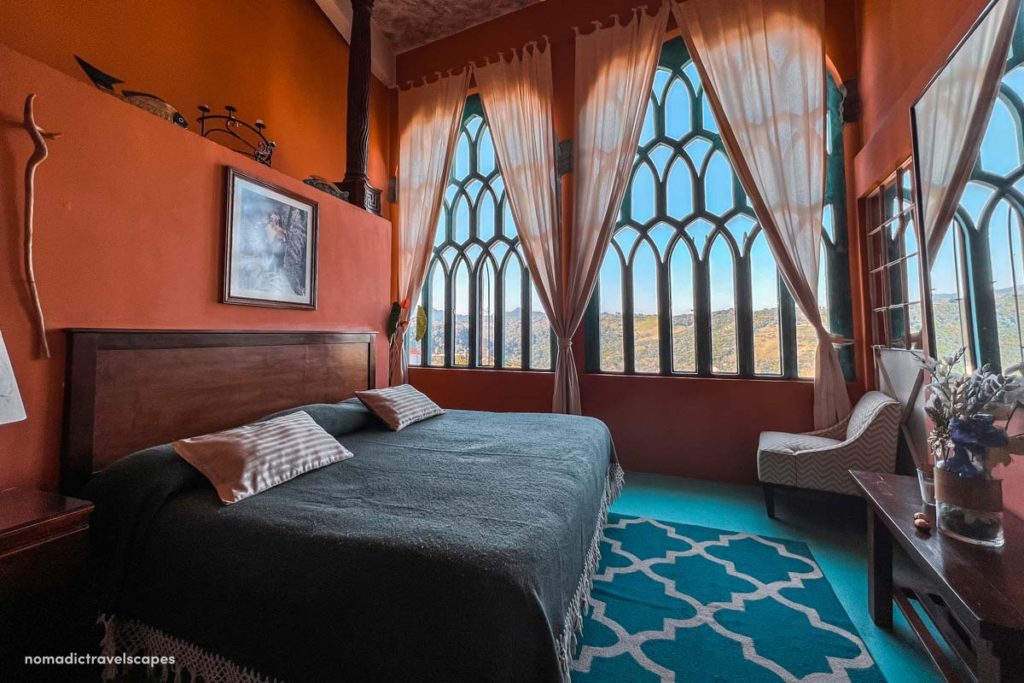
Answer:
xmin=223 ymin=168 xmax=318 ymax=309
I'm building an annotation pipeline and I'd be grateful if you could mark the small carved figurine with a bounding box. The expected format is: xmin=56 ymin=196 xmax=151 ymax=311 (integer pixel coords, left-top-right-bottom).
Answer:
xmin=75 ymin=56 xmax=188 ymax=128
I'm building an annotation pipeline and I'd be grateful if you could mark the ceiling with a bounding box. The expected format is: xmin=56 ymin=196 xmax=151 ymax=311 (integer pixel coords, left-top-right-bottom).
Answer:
xmin=373 ymin=0 xmax=545 ymax=54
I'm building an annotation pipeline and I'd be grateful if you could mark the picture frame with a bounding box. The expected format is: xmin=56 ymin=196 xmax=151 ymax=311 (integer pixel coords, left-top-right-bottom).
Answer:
xmin=222 ymin=167 xmax=319 ymax=310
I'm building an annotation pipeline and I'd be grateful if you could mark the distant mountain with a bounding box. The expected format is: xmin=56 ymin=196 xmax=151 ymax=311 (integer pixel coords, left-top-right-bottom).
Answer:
xmin=596 ymin=305 xmax=822 ymax=375
xmin=412 ymin=303 xmax=832 ymax=374
xmin=932 ymin=289 xmax=1024 ymax=366
xmin=412 ymin=287 xmax=1024 ymax=372
xmin=412 ymin=308 xmax=552 ymax=368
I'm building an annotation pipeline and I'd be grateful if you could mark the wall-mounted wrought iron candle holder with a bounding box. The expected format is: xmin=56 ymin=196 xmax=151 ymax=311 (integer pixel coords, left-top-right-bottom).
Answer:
xmin=197 ymin=105 xmax=276 ymax=166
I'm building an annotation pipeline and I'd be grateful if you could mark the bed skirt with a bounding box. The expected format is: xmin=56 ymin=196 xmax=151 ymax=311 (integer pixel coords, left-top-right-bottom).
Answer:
xmin=101 ymin=464 xmax=624 ymax=683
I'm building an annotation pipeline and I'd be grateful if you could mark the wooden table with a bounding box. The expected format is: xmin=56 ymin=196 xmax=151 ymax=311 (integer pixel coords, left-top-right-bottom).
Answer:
xmin=852 ymin=471 xmax=1024 ymax=682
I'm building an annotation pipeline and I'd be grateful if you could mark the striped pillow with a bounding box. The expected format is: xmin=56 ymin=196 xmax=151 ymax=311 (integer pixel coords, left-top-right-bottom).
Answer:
xmin=173 ymin=411 xmax=353 ymax=504
xmin=355 ymin=384 xmax=444 ymax=431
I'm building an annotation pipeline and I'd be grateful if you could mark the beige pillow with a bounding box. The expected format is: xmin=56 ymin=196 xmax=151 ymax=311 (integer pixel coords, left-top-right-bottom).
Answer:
xmin=355 ymin=384 xmax=444 ymax=431
xmin=173 ymin=411 xmax=353 ymax=504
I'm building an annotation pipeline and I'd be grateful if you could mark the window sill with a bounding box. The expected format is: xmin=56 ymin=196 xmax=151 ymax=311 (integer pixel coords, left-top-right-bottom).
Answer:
xmin=409 ymin=366 xmax=817 ymax=382
xmin=582 ymin=371 xmax=815 ymax=383
xmin=408 ymin=366 xmax=554 ymax=374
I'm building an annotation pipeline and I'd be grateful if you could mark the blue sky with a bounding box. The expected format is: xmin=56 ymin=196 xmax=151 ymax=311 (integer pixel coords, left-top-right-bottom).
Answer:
xmin=442 ymin=62 xmax=1024 ymax=320
xmin=932 ymin=71 xmax=1024 ymax=297
xmin=591 ymin=65 xmax=814 ymax=317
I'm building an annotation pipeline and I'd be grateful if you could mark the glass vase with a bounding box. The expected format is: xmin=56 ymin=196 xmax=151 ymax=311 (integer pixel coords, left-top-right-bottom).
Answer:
xmin=933 ymin=464 xmax=1004 ymax=548
xmin=916 ymin=467 xmax=935 ymax=506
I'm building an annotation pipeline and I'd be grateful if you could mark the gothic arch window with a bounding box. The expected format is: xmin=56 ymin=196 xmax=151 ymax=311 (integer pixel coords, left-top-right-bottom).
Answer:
xmin=585 ymin=37 xmax=853 ymax=379
xmin=408 ymin=96 xmax=554 ymax=370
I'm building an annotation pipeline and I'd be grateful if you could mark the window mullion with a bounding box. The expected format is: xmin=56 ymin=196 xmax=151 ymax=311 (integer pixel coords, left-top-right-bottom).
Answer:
xmin=695 ymin=256 xmax=712 ymax=376
xmin=736 ymin=250 xmax=755 ymax=377
xmin=623 ymin=259 xmax=637 ymax=374
xmin=495 ymin=263 xmax=505 ymax=368
xmin=584 ymin=283 xmax=601 ymax=372
xmin=468 ymin=263 xmax=479 ymax=368
xmin=966 ymin=223 xmax=1003 ymax=371
xmin=422 ymin=273 xmax=432 ymax=365
xmin=444 ymin=265 xmax=454 ymax=368
xmin=657 ymin=256 xmax=673 ymax=374
xmin=521 ymin=264 xmax=532 ymax=369
xmin=780 ymin=279 xmax=798 ymax=379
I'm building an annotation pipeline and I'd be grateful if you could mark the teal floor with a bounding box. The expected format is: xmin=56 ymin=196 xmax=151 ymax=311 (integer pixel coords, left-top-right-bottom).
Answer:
xmin=612 ymin=472 xmax=940 ymax=683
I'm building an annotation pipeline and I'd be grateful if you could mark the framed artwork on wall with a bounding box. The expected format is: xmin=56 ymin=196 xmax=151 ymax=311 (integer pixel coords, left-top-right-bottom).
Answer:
xmin=222 ymin=168 xmax=318 ymax=310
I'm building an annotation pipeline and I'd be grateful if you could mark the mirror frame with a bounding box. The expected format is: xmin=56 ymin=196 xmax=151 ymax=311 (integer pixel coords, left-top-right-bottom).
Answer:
xmin=909 ymin=0 xmax=1014 ymax=363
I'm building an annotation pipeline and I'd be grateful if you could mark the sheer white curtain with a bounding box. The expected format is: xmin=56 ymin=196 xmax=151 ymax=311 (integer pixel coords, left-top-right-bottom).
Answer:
xmin=474 ymin=43 xmax=567 ymax=407
xmin=673 ymin=0 xmax=849 ymax=428
xmin=564 ymin=5 xmax=670 ymax=413
xmin=391 ymin=70 xmax=469 ymax=385
xmin=476 ymin=8 xmax=668 ymax=414
xmin=916 ymin=0 xmax=1019 ymax=261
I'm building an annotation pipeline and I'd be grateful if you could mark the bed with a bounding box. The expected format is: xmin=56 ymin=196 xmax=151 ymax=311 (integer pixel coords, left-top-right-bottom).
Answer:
xmin=62 ymin=330 xmax=621 ymax=683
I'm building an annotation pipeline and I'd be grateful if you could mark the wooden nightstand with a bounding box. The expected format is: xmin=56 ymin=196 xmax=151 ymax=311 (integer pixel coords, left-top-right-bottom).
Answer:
xmin=0 ymin=489 xmax=95 ymax=681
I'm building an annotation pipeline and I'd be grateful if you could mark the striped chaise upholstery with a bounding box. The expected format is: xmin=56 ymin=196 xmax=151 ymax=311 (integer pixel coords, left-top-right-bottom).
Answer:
xmin=757 ymin=391 xmax=901 ymax=497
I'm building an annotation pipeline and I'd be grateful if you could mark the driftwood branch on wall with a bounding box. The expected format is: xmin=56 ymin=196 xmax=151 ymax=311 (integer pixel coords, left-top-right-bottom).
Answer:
xmin=22 ymin=93 xmax=61 ymax=359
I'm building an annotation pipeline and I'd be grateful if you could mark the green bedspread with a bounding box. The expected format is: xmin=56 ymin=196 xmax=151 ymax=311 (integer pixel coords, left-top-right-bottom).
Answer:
xmin=83 ymin=401 xmax=620 ymax=682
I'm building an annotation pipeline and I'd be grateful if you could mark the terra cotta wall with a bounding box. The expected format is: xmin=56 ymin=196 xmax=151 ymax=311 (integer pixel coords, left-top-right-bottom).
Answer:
xmin=0 ymin=44 xmax=392 ymax=491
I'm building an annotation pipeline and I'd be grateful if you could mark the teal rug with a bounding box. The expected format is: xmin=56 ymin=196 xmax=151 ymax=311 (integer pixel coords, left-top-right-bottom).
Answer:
xmin=572 ymin=514 xmax=885 ymax=682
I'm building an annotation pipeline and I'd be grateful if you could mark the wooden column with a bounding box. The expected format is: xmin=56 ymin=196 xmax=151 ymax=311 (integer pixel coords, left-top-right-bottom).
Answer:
xmin=338 ymin=0 xmax=381 ymax=215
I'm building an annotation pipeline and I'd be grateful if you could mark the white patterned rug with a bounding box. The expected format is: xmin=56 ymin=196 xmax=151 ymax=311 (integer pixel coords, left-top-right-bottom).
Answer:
xmin=571 ymin=514 xmax=884 ymax=682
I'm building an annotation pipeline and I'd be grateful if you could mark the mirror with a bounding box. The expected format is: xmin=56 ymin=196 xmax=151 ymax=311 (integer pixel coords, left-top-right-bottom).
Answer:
xmin=910 ymin=0 xmax=1022 ymax=372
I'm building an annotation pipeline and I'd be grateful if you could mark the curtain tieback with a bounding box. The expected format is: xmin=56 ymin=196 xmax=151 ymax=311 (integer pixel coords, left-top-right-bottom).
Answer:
xmin=557 ymin=337 xmax=573 ymax=349
xmin=819 ymin=331 xmax=854 ymax=347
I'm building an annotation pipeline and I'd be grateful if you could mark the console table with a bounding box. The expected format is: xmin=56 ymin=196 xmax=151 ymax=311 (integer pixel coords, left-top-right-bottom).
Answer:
xmin=852 ymin=471 xmax=1024 ymax=682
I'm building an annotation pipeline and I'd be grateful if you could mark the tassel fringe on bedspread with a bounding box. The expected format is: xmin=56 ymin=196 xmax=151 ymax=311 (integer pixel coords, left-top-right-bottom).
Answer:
xmin=100 ymin=464 xmax=624 ymax=683
xmin=556 ymin=462 xmax=624 ymax=682
xmin=99 ymin=614 xmax=280 ymax=683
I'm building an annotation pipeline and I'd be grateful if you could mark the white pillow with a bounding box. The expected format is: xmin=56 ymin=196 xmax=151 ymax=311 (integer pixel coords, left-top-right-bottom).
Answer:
xmin=355 ymin=384 xmax=444 ymax=431
xmin=173 ymin=411 xmax=353 ymax=504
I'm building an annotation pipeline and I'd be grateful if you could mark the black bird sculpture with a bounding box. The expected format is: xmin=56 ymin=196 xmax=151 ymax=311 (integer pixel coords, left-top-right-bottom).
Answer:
xmin=74 ymin=56 xmax=188 ymax=128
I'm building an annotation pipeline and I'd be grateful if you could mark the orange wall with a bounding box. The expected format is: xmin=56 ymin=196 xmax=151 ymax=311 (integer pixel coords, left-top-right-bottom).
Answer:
xmin=402 ymin=0 xmax=866 ymax=485
xmin=0 ymin=44 xmax=392 ymax=492
xmin=0 ymin=0 xmax=394 ymax=216
xmin=856 ymin=0 xmax=1024 ymax=516
xmin=854 ymin=0 xmax=991 ymax=194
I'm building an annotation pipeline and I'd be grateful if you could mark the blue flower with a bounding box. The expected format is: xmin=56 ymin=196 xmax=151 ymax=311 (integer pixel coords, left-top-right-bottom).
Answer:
xmin=944 ymin=444 xmax=981 ymax=477
xmin=950 ymin=415 xmax=1007 ymax=454
xmin=944 ymin=416 xmax=1007 ymax=478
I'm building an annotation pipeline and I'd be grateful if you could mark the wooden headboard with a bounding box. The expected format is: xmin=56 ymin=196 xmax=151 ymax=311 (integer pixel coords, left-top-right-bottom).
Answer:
xmin=61 ymin=329 xmax=377 ymax=493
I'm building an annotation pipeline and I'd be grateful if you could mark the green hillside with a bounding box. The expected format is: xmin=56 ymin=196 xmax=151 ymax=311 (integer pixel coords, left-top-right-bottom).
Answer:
xmin=932 ymin=289 xmax=1024 ymax=367
xmin=416 ymin=305 xmax=823 ymax=376
xmin=598 ymin=307 xmax=820 ymax=376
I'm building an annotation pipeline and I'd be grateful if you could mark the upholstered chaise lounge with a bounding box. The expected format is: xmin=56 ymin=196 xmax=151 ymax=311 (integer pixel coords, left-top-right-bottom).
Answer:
xmin=757 ymin=391 xmax=901 ymax=517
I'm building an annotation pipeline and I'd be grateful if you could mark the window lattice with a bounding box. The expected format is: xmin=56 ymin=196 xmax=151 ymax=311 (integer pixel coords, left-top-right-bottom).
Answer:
xmin=408 ymin=96 xmax=553 ymax=370
xmin=585 ymin=38 xmax=853 ymax=379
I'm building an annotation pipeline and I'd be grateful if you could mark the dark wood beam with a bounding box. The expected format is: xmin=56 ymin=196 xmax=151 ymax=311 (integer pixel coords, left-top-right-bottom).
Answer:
xmin=338 ymin=0 xmax=381 ymax=215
